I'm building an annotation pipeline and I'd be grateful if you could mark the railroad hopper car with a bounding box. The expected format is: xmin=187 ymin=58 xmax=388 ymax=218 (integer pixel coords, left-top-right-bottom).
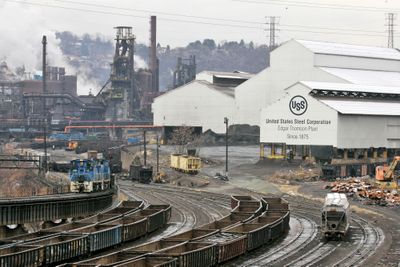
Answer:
xmin=170 ymin=154 xmax=201 ymax=174
xmin=69 ymin=195 xmax=290 ymax=267
xmin=321 ymin=193 xmax=350 ymax=240
xmin=0 ymin=201 xmax=172 ymax=267
xmin=69 ymin=159 xmax=111 ymax=193
xmin=129 ymin=165 xmax=153 ymax=184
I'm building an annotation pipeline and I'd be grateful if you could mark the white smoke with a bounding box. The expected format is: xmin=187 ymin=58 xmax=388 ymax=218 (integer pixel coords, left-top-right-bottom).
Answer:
xmin=0 ymin=2 xmax=99 ymax=95
xmin=134 ymin=55 xmax=148 ymax=69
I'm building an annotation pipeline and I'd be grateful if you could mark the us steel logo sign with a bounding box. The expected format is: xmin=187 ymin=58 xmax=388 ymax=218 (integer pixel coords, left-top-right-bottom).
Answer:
xmin=289 ymin=95 xmax=308 ymax=116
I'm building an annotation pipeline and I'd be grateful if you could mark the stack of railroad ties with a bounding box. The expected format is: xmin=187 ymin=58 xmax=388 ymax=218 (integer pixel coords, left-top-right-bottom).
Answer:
xmin=0 ymin=195 xmax=290 ymax=267
xmin=326 ymin=178 xmax=400 ymax=206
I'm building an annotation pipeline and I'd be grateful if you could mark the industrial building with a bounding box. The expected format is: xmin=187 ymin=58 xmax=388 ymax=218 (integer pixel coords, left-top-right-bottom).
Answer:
xmin=152 ymin=71 xmax=254 ymax=133
xmin=153 ymin=39 xmax=400 ymax=160
xmin=0 ymin=62 xmax=81 ymax=122
xmin=0 ymin=16 xmax=162 ymax=131
xmin=261 ymin=81 xmax=400 ymax=159
xmin=235 ymin=39 xmax=400 ymax=126
xmin=255 ymin=40 xmax=400 ymax=159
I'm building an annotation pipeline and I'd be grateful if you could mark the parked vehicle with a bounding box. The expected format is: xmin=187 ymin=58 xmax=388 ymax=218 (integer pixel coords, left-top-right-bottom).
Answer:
xmin=69 ymin=159 xmax=111 ymax=193
xmin=68 ymin=196 xmax=290 ymax=267
xmin=129 ymin=165 xmax=153 ymax=184
xmin=0 ymin=201 xmax=171 ymax=267
xmin=321 ymin=193 xmax=350 ymax=240
xmin=170 ymin=154 xmax=201 ymax=174
xmin=375 ymin=156 xmax=400 ymax=189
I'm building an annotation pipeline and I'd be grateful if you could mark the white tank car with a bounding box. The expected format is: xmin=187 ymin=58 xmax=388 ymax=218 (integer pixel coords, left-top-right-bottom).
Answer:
xmin=321 ymin=193 xmax=350 ymax=240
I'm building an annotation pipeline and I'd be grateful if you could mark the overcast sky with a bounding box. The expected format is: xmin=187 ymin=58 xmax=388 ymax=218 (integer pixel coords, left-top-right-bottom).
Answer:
xmin=2 ymin=0 xmax=400 ymax=48
xmin=2 ymin=0 xmax=400 ymax=75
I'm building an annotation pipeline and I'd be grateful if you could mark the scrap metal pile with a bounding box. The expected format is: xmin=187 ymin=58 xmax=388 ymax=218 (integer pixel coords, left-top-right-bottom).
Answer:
xmin=325 ymin=178 xmax=400 ymax=206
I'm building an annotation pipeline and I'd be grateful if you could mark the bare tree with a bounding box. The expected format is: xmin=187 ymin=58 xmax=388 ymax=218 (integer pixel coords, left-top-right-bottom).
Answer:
xmin=170 ymin=126 xmax=195 ymax=154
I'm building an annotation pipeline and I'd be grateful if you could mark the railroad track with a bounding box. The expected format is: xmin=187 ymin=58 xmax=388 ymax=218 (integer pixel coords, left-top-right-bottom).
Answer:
xmin=235 ymin=214 xmax=318 ymax=267
xmin=279 ymin=198 xmax=383 ymax=267
xmin=120 ymin=185 xmax=198 ymax=240
xmin=119 ymin=181 xmax=230 ymax=240
xmin=332 ymin=214 xmax=384 ymax=267
xmin=0 ymin=190 xmax=114 ymax=225
xmin=121 ymin=181 xmax=384 ymax=266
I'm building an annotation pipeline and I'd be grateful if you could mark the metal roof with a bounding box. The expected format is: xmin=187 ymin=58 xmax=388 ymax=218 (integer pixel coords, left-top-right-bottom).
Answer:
xmin=197 ymin=80 xmax=235 ymax=97
xmin=198 ymin=70 xmax=255 ymax=80
xmin=324 ymin=193 xmax=349 ymax=208
xmin=297 ymin=40 xmax=400 ymax=60
xmin=157 ymin=80 xmax=234 ymax=99
xmin=321 ymin=67 xmax=400 ymax=87
xmin=320 ymin=99 xmax=400 ymax=116
xmin=300 ymin=81 xmax=400 ymax=95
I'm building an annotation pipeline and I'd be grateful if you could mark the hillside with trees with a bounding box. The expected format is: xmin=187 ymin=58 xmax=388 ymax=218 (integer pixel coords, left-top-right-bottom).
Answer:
xmin=56 ymin=32 xmax=270 ymax=91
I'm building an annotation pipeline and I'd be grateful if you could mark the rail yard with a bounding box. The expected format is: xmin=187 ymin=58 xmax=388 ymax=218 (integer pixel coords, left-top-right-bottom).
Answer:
xmin=3 ymin=1 xmax=400 ymax=266
xmin=0 ymin=142 xmax=398 ymax=266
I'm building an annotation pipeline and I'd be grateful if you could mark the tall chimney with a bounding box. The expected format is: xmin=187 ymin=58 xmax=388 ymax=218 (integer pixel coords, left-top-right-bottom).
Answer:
xmin=149 ymin=16 xmax=159 ymax=91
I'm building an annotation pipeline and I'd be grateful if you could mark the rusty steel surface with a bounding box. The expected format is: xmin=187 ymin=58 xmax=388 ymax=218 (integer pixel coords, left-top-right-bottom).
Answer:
xmin=0 ymin=190 xmax=113 ymax=225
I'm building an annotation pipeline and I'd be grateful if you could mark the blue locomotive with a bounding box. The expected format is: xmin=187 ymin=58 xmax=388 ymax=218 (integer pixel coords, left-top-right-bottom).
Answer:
xmin=69 ymin=159 xmax=111 ymax=193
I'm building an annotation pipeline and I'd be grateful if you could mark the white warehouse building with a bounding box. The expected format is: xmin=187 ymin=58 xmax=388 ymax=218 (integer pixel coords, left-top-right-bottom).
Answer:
xmin=152 ymin=71 xmax=253 ymax=134
xmin=153 ymin=39 xmax=400 ymax=161
xmin=235 ymin=39 xmax=400 ymax=126
xmin=261 ymin=82 xmax=400 ymax=149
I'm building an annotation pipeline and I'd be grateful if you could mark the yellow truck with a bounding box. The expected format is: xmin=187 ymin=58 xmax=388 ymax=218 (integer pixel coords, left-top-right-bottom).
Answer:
xmin=170 ymin=153 xmax=201 ymax=174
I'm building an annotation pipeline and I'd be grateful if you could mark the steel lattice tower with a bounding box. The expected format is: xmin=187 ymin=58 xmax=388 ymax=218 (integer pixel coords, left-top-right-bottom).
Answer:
xmin=386 ymin=13 xmax=396 ymax=48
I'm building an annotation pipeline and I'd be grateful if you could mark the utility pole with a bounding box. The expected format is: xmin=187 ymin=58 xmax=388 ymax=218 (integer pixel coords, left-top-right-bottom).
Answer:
xmin=42 ymin=35 xmax=48 ymax=172
xmin=143 ymin=130 xmax=147 ymax=166
xmin=266 ymin=16 xmax=280 ymax=51
xmin=224 ymin=117 xmax=229 ymax=177
xmin=386 ymin=13 xmax=396 ymax=48
xmin=156 ymin=135 xmax=159 ymax=175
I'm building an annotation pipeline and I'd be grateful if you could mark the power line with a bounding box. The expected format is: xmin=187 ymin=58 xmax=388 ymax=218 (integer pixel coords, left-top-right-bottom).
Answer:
xmin=55 ymin=0 xmax=262 ymax=26
xmin=1 ymin=0 xmax=396 ymax=38
xmin=54 ymin=0 xmax=392 ymax=35
xmin=2 ymin=0 xmax=261 ymax=29
xmin=232 ymin=0 xmax=400 ymax=13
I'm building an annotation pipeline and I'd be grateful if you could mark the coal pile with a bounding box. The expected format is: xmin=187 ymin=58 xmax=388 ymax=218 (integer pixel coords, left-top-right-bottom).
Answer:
xmin=201 ymin=124 xmax=259 ymax=146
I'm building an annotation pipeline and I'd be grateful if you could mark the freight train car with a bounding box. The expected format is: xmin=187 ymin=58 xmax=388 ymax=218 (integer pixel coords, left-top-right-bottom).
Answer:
xmin=321 ymin=193 xmax=350 ymax=240
xmin=129 ymin=165 xmax=153 ymax=184
xmin=0 ymin=202 xmax=172 ymax=267
xmin=69 ymin=195 xmax=290 ymax=267
xmin=69 ymin=159 xmax=111 ymax=193
xmin=170 ymin=154 xmax=201 ymax=174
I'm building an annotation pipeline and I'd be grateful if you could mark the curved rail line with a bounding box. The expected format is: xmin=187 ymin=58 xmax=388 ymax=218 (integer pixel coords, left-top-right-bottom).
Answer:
xmin=0 ymin=190 xmax=114 ymax=225
xmin=120 ymin=183 xmax=230 ymax=239
xmin=280 ymin=199 xmax=383 ymax=267
xmin=240 ymin=214 xmax=318 ymax=266
xmin=121 ymin=185 xmax=196 ymax=238
xmin=332 ymin=214 xmax=384 ymax=267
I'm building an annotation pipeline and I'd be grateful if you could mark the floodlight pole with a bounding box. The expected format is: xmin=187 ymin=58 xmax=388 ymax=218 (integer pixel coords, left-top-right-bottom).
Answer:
xmin=224 ymin=117 xmax=229 ymax=177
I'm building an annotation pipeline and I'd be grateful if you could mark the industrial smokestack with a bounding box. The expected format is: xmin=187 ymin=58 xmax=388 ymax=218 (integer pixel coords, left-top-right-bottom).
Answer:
xmin=42 ymin=35 xmax=48 ymax=172
xmin=149 ymin=16 xmax=159 ymax=91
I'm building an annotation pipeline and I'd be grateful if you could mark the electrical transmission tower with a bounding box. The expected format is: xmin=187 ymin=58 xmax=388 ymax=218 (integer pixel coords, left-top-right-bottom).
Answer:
xmin=265 ymin=16 xmax=280 ymax=51
xmin=386 ymin=13 xmax=396 ymax=48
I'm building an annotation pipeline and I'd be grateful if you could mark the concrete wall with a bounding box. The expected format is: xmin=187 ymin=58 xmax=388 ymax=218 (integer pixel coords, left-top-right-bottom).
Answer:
xmin=235 ymin=40 xmax=346 ymax=126
xmin=153 ymin=81 xmax=235 ymax=133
